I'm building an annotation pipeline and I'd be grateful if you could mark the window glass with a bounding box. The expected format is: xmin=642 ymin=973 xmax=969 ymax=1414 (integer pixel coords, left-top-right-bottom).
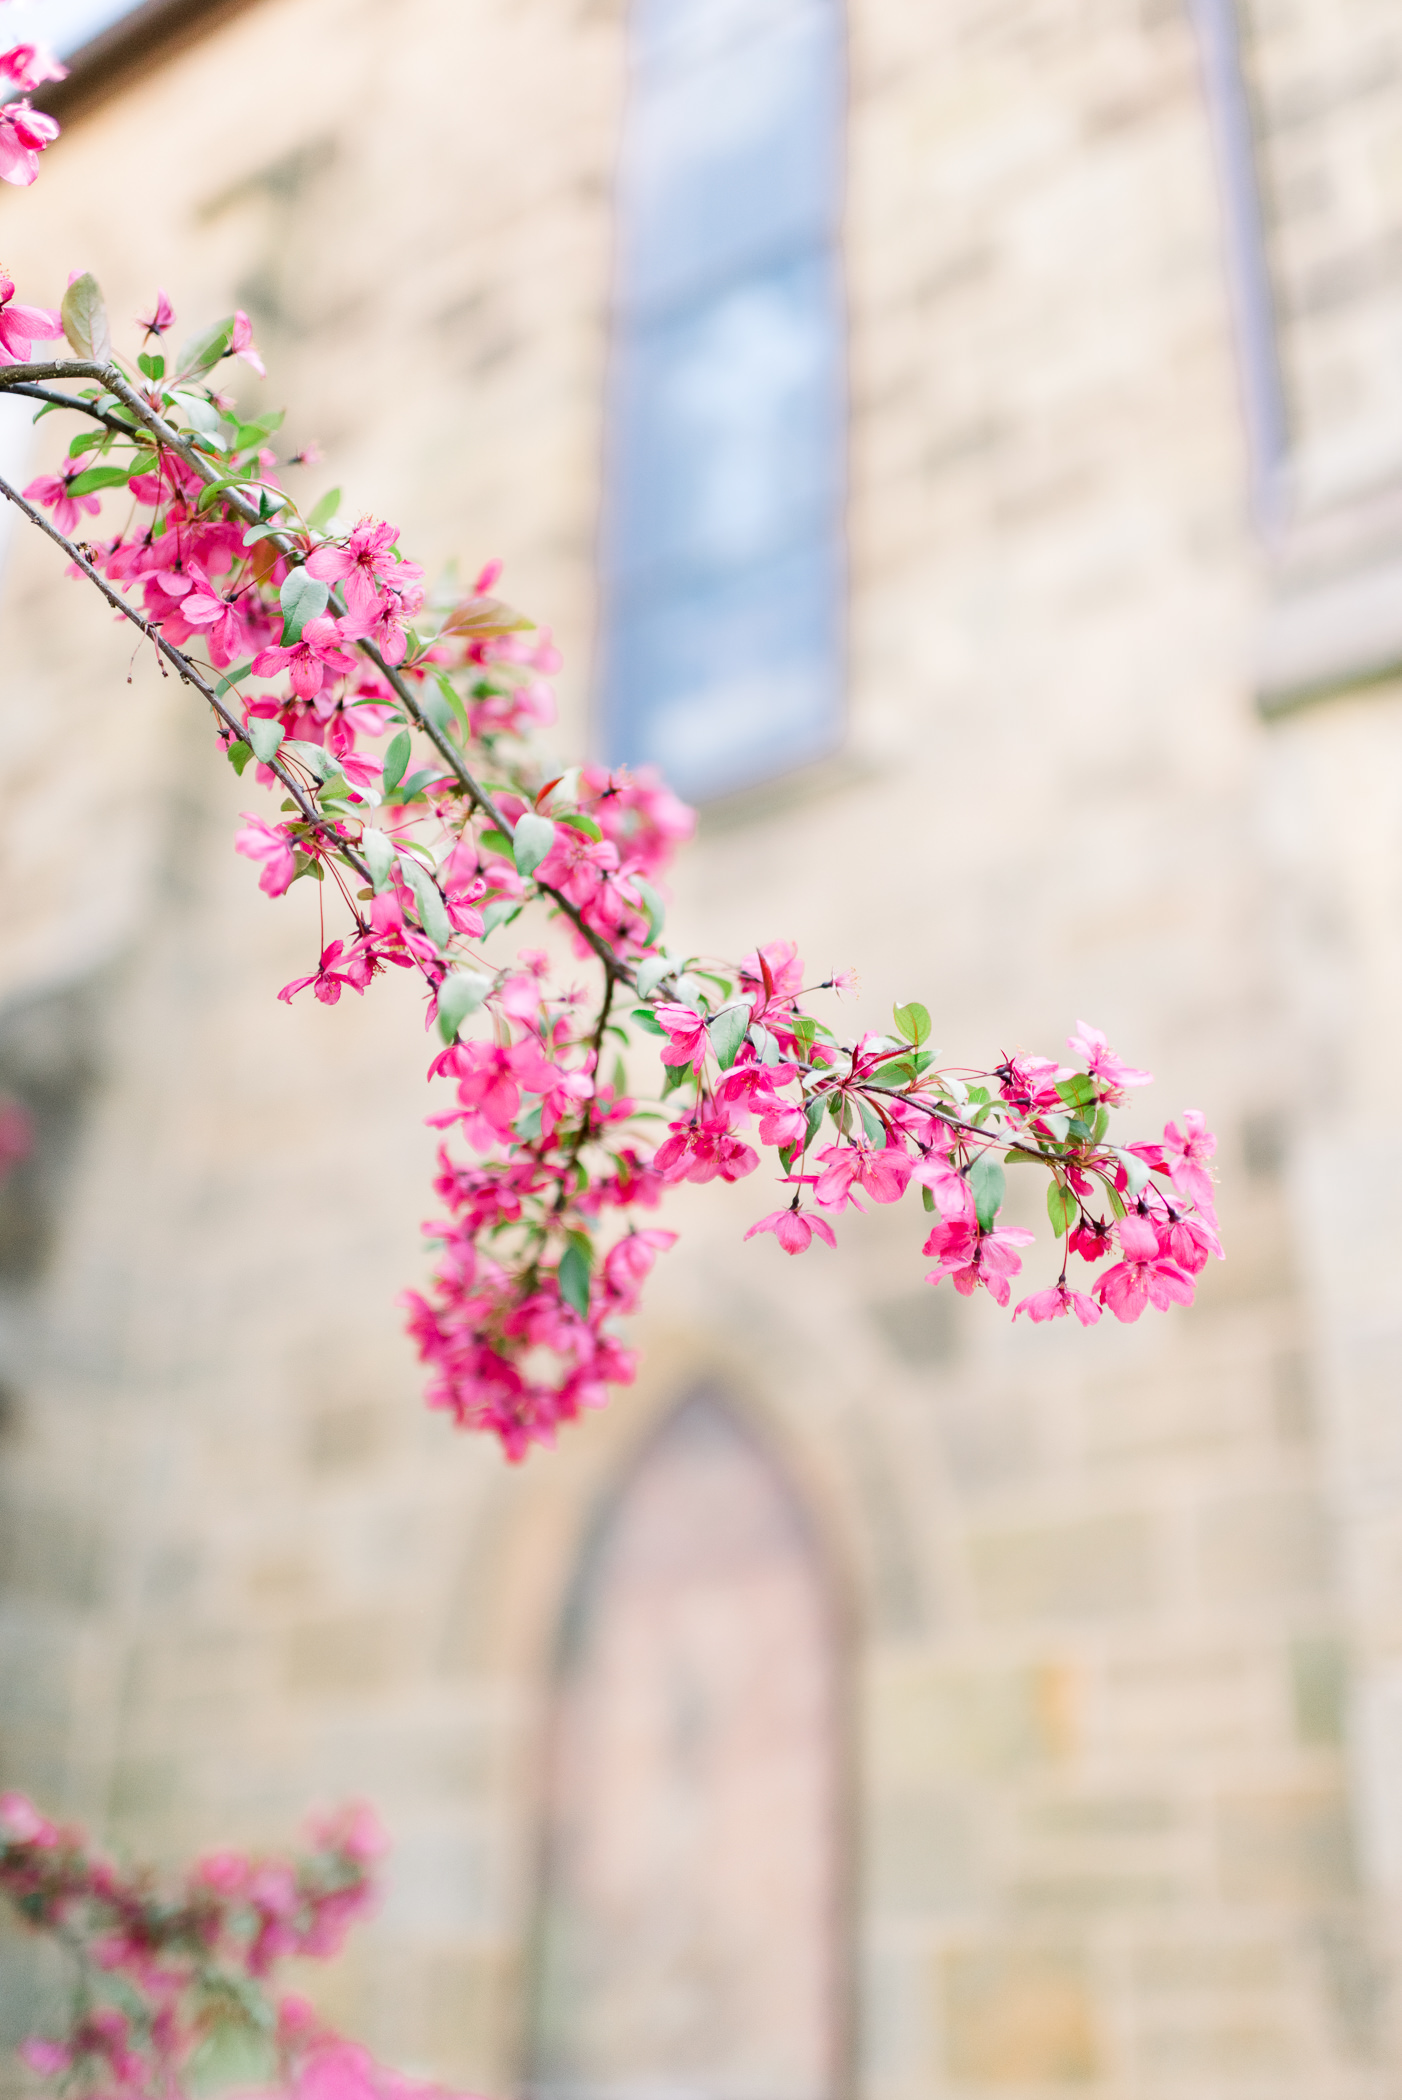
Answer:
xmin=5 ymin=0 xmax=146 ymax=57
xmin=601 ymin=0 xmax=845 ymax=802
xmin=529 ymin=1394 xmax=844 ymax=2100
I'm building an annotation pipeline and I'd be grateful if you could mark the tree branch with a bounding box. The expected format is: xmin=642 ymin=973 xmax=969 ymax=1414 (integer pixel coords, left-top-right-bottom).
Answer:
xmin=0 ymin=469 xmax=374 ymax=890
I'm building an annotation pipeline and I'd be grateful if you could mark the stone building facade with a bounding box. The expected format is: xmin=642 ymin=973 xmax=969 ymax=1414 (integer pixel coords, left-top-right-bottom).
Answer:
xmin=2 ymin=0 xmax=1402 ymax=2094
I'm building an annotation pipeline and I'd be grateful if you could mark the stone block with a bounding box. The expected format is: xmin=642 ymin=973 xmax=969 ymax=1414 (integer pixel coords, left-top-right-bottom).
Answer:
xmin=1196 ymin=1490 xmax=1332 ymax=1601
xmin=1217 ymin=1788 xmax=1358 ymax=1902
xmin=869 ymin=1660 xmax=1075 ymax=1784
xmin=868 ymin=1793 xmax=984 ymax=1915
xmin=968 ymin=1512 xmax=1156 ymax=1623
xmin=283 ymin=1613 xmax=405 ymax=1696
xmin=1290 ymin=1633 xmax=1348 ymax=1745
xmin=939 ymin=1942 xmax=1101 ymax=2084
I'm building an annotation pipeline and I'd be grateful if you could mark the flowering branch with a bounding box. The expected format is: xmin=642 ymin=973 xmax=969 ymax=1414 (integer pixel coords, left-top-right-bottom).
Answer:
xmin=0 ymin=261 xmax=1222 ymax=1464
xmin=0 ymin=1792 xmax=473 ymax=2100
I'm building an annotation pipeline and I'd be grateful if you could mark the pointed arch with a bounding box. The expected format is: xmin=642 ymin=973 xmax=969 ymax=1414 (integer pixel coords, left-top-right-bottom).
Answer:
xmin=527 ymin=1390 xmax=851 ymax=2100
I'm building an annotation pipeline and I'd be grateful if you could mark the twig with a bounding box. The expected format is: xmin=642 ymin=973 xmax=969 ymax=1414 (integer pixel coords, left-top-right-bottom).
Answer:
xmin=0 ymin=470 xmax=373 ymax=890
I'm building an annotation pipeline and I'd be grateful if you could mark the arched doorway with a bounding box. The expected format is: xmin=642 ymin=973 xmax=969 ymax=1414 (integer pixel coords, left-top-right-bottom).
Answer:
xmin=527 ymin=1393 xmax=848 ymax=2100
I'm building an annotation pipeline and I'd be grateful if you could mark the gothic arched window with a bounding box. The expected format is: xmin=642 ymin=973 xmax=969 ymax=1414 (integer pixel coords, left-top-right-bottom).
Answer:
xmin=598 ymin=0 xmax=847 ymax=804
xmin=528 ymin=1394 xmax=847 ymax=2100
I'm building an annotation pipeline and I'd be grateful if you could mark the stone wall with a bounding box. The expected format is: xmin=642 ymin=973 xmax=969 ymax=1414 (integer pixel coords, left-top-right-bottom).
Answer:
xmin=1 ymin=0 xmax=1401 ymax=2093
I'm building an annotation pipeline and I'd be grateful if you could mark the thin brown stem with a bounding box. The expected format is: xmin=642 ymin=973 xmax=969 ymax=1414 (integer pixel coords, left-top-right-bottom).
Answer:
xmin=0 ymin=359 xmax=636 ymax=984
xmin=0 ymin=469 xmax=373 ymax=890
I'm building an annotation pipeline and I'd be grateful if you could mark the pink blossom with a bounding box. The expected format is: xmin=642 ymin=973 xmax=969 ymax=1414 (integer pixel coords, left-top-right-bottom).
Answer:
xmin=744 ymin=1206 xmax=836 ymax=1254
xmin=232 ymin=308 xmax=265 ymax=376
xmin=652 ymin=1002 xmax=710 ymax=1069
xmin=18 ymin=2039 xmax=72 ymax=2077
xmin=1067 ymin=1019 xmax=1152 ymax=1097
xmin=603 ymin=1228 xmax=677 ymax=1300
xmin=278 ymin=940 xmax=374 ymax=1006
xmin=1162 ymin=1109 xmax=1217 ymax=1212
xmin=654 ymin=1113 xmax=758 ymax=1184
xmin=234 ymin=814 xmax=298 ymax=897
xmin=923 ymin=1217 xmax=1035 ymax=1305
xmin=137 ymin=288 xmax=174 ymax=338
xmin=23 ymin=464 xmax=104 ymax=534
xmin=253 ymin=613 xmax=358 ymax=700
xmin=1013 ymin=1282 xmax=1101 ymax=1326
xmin=910 ymin=1152 xmax=975 ymax=1220
xmin=307 ymin=520 xmax=425 ymax=625
xmin=0 ymin=1095 xmax=32 ymax=1179
xmin=0 ymin=43 xmax=67 ymax=92
xmin=1164 ymin=1210 xmax=1222 ymax=1273
xmin=1094 ymin=1212 xmax=1195 ymax=1322
xmin=0 ymin=1790 xmax=55 ymax=1843
xmin=813 ymin=1141 xmax=913 ymax=1211
xmin=827 ymin=967 xmax=859 ymax=996
xmin=0 ymin=101 xmax=59 ymax=187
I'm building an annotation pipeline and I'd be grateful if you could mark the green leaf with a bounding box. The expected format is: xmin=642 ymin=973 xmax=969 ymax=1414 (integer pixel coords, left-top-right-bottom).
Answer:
xmin=360 ymin=827 xmax=395 ymax=893
xmin=280 ymin=738 xmax=337 ymax=781
xmin=921 ymin=1184 xmax=936 ymax=1212
xmin=212 ymin=659 xmax=253 ymax=697
xmin=61 ymin=273 xmax=112 ymax=365
xmin=394 ymin=766 xmax=439 ymax=803
xmin=893 ymin=1000 xmax=931 ymax=1046
xmin=226 ymin=740 xmax=252 ymax=775
xmin=513 ymin=811 xmax=556 ymax=877
xmin=557 ymin=1242 xmax=592 ymax=1319
xmin=65 ymin=464 xmax=132 ymax=497
xmin=174 ymin=315 xmax=235 ymax=380
xmin=381 ymin=729 xmax=411 ymax=795
xmin=634 ymin=876 xmax=665 ymax=943
xmin=870 ymin=1055 xmax=918 ymax=1087
xmin=480 ymin=898 xmax=521 ymax=939
xmin=1055 ymin=1073 xmax=1098 ymax=1112
xmin=186 ymin=2018 xmax=277 ymax=2098
xmin=1116 ymin=1147 xmax=1151 ymax=1199
xmin=661 ymin=1060 xmax=692 ymax=1095
xmin=1047 ymin=1180 xmax=1078 ymax=1237
xmin=708 ymin=1005 xmax=749 ymax=1071
xmin=279 ymin=567 xmax=329 ymax=645
xmin=429 ymin=669 xmax=470 ymax=739
xmin=630 ymin=1007 xmax=667 ymax=1036
xmin=306 ymin=486 xmax=342 ymax=533
xmin=803 ymin=1096 xmax=826 ymax=1149
xmin=242 ymin=521 xmax=286 ymax=547
xmin=398 ymin=853 xmax=452 ymax=949
xmin=556 ymin=811 xmax=603 ymax=842
xmin=246 ymin=718 xmax=284 ymax=765
xmin=634 ymin=954 xmax=674 ymax=999
xmin=230 ymin=410 xmax=283 ymax=451
xmin=513 ymin=1100 xmax=544 ymax=1142
xmin=437 ymin=970 xmax=493 ymax=1042
xmin=969 ymin=1155 xmax=1006 ymax=1232
xmin=857 ymin=1096 xmax=885 ymax=1145
xmin=476 ymin=828 xmax=513 ymax=858
xmin=67 ymin=428 xmax=106 ymax=459
xmin=792 ymin=1015 xmax=818 ymax=1055
xmin=137 ymin=350 xmax=165 ymax=382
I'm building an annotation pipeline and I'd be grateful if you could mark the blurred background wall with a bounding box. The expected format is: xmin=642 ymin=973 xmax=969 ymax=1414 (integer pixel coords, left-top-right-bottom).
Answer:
xmin=2 ymin=0 xmax=1402 ymax=2093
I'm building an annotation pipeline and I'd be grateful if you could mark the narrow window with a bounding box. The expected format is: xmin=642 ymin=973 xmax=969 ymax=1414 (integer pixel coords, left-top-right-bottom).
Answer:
xmin=529 ymin=1393 xmax=847 ymax=2100
xmin=599 ymin=0 xmax=847 ymax=803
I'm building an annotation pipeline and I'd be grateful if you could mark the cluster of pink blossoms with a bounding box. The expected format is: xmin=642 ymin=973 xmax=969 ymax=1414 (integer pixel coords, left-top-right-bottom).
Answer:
xmin=0 ymin=23 xmax=63 ymax=186
xmin=0 ymin=268 xmax=1220 ymax=1472
xmin=0 ymin=1792 xmax=474 ymax=2100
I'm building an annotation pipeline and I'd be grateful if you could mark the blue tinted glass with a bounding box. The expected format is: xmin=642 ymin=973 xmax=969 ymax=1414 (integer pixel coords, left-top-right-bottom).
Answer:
xmin=610 ymin=255 xmax=843 ymax=587
xmin=620 ymin=0 xmax=842 ymax=314
xmin=602 ymin=0 xmax=846 ymax=802
xmin=5 ymin=0 xmax=143 ymax=55
xmin=605 ymin=539 xmax=843 ymax=805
